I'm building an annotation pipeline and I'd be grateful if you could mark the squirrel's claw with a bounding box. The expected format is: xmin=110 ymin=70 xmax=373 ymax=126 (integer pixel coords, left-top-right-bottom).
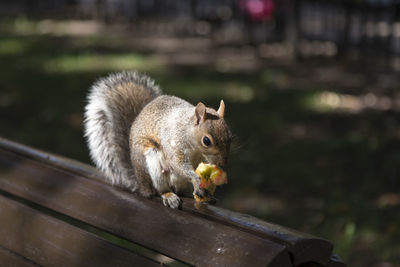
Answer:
xmin=161 ymin=192 xmax=182 ymax=209
xmin=193 ymin=187 xmax=210 ymax=199
xmin=192 ymin=176 xmax=208 ymax=198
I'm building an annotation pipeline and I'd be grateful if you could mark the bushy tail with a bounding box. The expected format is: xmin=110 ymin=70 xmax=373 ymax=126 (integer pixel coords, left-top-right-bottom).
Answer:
xmin=84 ymin=71 xmax=162 ymax=190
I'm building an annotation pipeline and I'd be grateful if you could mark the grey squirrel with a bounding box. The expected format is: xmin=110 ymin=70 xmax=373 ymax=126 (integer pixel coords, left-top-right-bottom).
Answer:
xmin=84 ymin=71 xmax=232 ymax=208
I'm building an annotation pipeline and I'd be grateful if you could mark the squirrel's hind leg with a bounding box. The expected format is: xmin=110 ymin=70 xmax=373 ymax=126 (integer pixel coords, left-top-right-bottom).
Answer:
xmin=143 ymin=146 xmax=182 ymax=208
xmin=144 ymin=147 xmax=170 ymax=192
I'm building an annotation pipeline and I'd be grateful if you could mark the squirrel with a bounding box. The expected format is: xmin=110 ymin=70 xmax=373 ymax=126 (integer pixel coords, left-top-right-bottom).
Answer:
xmin=84 ymin=71 xmax=232 ymax=208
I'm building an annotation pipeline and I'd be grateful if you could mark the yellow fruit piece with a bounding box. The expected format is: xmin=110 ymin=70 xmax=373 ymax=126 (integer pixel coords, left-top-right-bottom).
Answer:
xmin=194 ymin=162 xmax=227 ymax=202
xmin=210 ymin=167 xmax=227 ymax=185
xmin=196 ymin=162 xmax=227 ymax=185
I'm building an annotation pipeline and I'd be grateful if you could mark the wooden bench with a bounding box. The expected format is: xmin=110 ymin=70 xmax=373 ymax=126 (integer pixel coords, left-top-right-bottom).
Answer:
xmin=0 ymin=137 xmax=346 ymax=267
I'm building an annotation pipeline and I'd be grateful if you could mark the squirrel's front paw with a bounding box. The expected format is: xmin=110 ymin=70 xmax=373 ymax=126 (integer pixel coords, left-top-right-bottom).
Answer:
xmin=161 ymin=192 xmax=182 ymax=209
xmin=193 ymin=187 xmax=209 ymax=199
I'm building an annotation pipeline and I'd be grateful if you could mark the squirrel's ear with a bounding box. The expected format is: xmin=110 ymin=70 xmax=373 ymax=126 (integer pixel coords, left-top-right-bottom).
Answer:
xmin=195 ymin=102 xmax=207 ymax=125
xmin=217 ymin=100 xmax=225 ymax=118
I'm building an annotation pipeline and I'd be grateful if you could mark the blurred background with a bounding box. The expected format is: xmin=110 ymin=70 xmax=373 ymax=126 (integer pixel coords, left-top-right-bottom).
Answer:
xmin=0 ymin=0 xmax=399 ymax=266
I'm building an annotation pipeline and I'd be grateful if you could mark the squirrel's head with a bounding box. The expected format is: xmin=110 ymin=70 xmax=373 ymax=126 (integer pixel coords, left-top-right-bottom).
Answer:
xmin=193 ymin=100 xmax=232 ymax=167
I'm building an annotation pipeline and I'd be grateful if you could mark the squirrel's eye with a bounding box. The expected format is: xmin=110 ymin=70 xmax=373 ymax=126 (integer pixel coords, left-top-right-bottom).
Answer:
xmin=202 ymin=136 xmax=212 ymax=147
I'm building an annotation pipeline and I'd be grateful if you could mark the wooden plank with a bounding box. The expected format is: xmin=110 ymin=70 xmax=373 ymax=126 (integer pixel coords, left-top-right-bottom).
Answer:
xmin=182 ymin=201 xmax=333 ymax=266
xmin=0 ymin=195 xmax=160 ymax=267
xmin=0 ymin=146 xmax=292 ymax=266
xmin=0 ymin=245 xmax=39 ymax=267
xmin=0 ymin=137 xmax=100 ymax=181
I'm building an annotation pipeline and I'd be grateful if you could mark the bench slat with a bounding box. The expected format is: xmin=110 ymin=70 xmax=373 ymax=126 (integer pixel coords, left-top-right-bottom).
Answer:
xmin=182 ymin=201 xmax=333 ymax=266
xmin=0 ymin=148 xmax=292 ymax=267
xmin=0 ymin=245 xmax=38 ymax=267
xmin=0 ymin=195 xmax=160 ymax=267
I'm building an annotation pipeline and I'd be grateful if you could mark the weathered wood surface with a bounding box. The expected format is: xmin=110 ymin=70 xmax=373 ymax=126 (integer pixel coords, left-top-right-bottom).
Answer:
xmin=182 ymin=203 xmax=333 ymax=266
xmin=0 ymin=137 xmax=345 ymax=266
xmin=0 ymin=138 xmax=291 ymax=267
xmin=0 ymin=245 xmax=37 ymax=267
xmin=0 ymin=194 xmax=159 ymax=267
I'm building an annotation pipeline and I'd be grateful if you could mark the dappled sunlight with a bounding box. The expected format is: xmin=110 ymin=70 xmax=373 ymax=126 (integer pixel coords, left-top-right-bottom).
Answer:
xmin=36 ymin=20 xmax=103 ymax=36
xmin=8 ymin=17 xmax=103 ymax=36
xmin=222 ymin=83 xmax=254 ymax=102
xmin=43 ymin=53 xmax=165 ymax=73
xmin=311 ymin=91 xmax=397 ymax=113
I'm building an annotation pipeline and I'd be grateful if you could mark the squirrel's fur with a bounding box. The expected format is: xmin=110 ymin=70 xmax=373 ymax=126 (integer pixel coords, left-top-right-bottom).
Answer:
xmin=84 ymin=71 xmax=232 ymax=208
